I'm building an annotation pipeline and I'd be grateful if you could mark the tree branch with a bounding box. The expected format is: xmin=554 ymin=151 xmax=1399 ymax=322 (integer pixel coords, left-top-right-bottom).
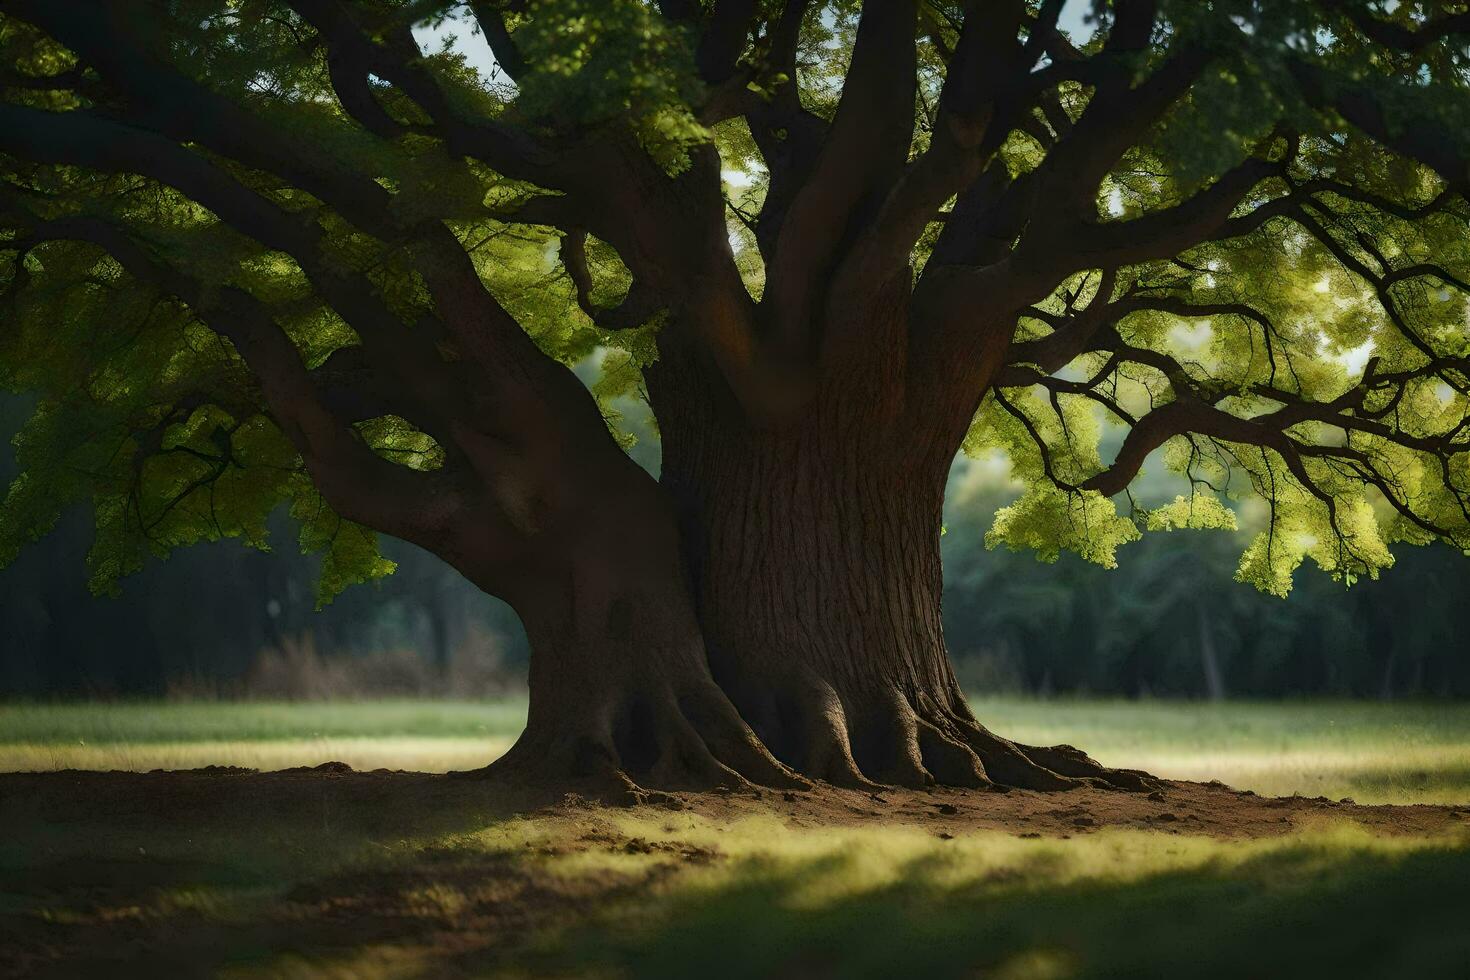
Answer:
xmin=9 ymin=213 xmax=464 ymax=544
xmin=466 ymin=1 xmax=528 ymax=82
xmin=558 ymin=231 xmax=666 ymax=331
xmin=761 ymin=0 xmax=917 ymax=354
xmin=1322 ymin=1 xmax=1470 ymax=52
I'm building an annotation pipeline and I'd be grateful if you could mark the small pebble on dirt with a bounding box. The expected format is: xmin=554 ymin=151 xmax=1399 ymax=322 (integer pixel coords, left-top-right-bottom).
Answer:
xmin=1147 ymin=790 xmax=1166 ymax=802
xmin=1072 ymin=816 xmax=1095 ymax=827
xmin=935 ymin=803 xmax=959 ymax=815
xmin=782 ymin=791 xmax=799 ymax=802
xmin=935 ymin=832 xmax=954 ymax=840
xmin=1156 ymin=812 xmax=1179 ymax=822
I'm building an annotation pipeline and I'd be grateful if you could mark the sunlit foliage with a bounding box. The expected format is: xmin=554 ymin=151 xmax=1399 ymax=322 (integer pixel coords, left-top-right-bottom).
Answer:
xmin=3 ymin=0 xmax=1470 ymax=603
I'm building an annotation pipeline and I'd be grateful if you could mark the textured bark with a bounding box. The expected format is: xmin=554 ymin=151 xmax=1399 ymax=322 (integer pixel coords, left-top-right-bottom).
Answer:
xmin=464 ymin=449 xmax=801 ymax=798
xmin=664 ymin=427 xmax=964 ymax=787
xmin=650 ymin=308 xmax=1152 ymax=792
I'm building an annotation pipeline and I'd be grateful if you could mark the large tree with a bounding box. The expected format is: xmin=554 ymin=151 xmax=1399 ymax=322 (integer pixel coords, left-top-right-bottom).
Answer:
xmin=3 ymin=0 xmax=1469 ymax=795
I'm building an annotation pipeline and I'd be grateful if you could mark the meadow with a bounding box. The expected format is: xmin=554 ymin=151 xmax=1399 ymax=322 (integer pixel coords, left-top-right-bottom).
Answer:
xmin=4 ymin=697 xmax=1470 ymax=977
xmin=3 ymin=696 xmax=1470 ymax=804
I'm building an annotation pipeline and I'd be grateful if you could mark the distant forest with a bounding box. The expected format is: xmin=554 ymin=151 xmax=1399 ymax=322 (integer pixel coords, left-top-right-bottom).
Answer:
xmin=3 ymin=396 xmax=1467 ymax=699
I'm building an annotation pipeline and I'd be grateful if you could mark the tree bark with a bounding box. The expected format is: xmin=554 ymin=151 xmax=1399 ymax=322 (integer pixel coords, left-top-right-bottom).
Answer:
xmin=650 ymin=324 xmax=1151 ymax=792
xmin=464 ymin=447 xmax=799 ymax=797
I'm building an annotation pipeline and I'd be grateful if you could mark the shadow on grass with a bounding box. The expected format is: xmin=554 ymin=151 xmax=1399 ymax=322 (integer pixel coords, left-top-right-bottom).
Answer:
xmin=512 ymin=839 xmax=1470 ymax=980
xmin=1345 ymin=765 xmax=1470 ymax=797
xmin=1 ymin=847 xmax=668 ymax=979
xmin=4 ymin=770 xmax=1470 ymax=979
xmin=0 ymin=768 xmax=656 ymax=978
xmin=0 ymin=768 xmax=532 ymax=875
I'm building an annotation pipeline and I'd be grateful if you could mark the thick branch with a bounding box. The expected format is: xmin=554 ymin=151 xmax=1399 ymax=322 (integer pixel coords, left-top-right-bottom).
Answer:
xmin=1023 ymin=44 xmax=1212 ymax=238
xmin=1048 ymin=150 xmax=1285 ymax=268
xmin=762 ymin=0 xmax=917 ymax=353
xmin=697 ymin=0 xmax=757 ymax=84
xmin=845 ymin=3 xmax=1038 ymax=294
xmin=11 ymin=213 xmax=463 ymax=543
xmin=1288 ymin=59 xmax=1470 ymax=192
xmin=559 ymin=231 xmax=666 ymax=331
xmin=1323 ymin=1 xmax=1470 ymax=52
xmin=466 ymin=1 xmax=528 ymax=82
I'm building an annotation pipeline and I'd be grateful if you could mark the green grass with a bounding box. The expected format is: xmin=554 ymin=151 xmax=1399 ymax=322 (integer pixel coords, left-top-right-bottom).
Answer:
xmin=4 ymin=791 xmax=1469 ymax=978
xmin=3 ymin=697 xmax=1470 ymax=804
xmin=4 ymin=698 xmax=1470 ymax=977
xmin=553 ymin=822 xmax=1470 ymax=980
xmin=0 ymin=697 xmax=529 ymax=742
xmin=970 ymin=697 xmax=1470 ymax=805
xmin=528 ymin=820 xmax=1470 ymax=980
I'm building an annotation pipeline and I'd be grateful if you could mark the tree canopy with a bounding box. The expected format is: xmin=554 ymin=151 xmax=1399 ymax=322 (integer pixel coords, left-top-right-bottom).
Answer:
xmin=3 ymin=0 xmax=1469 ymax=609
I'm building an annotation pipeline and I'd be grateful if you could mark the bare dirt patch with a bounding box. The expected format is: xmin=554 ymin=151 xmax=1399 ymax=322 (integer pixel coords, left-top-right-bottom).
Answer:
xmin=656 ymin=775 xmax=1470 ymax=840
xmin=4 ymin=764 xmax=1464 ymax=840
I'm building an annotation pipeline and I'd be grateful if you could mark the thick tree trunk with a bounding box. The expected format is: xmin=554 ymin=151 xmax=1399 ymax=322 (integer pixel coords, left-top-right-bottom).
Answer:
xmin=463 ymin=449 xmax=798 ymax=797
xmin=458 ymin=295 xmax=1147 ymax=795
xmin=665 ymin=431 xmax=969 ymax=786
xmin=650 ymin=320 xmax=1150 ymax=792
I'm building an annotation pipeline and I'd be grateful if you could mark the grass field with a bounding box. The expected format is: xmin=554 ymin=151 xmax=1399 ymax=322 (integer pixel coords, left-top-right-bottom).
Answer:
xmin=4 ymin=698 xmax=1470 ymax=977
xmin=3 ymin=697 xmax=1470 ymax=804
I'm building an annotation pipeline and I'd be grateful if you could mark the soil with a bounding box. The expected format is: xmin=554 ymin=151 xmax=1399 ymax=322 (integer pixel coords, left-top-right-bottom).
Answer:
xmin=4 ymin=764 xmax=1465 ymax=840
xmin=3 ymin=765 xmax=1468 ymax=978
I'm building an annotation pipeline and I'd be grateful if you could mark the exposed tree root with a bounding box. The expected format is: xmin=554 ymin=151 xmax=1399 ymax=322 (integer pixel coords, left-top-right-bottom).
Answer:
xmin=454 ymin=678 xmax=809 ymax=804
xmin=969 ymin=728 xmax=1157 ymax=792
xmin=455 ymin=671 xmax=1153 ymax=802
xmin=751 ymin=680 xmax=1158 ymax=794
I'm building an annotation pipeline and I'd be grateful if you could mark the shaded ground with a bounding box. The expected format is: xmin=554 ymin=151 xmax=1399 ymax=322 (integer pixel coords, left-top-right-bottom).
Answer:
xmin=3 ymin=766 xmax=1470 ymax=978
